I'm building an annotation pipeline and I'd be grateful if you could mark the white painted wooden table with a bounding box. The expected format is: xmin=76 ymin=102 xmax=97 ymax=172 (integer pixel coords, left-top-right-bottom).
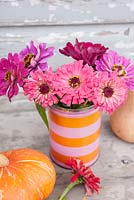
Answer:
xmin=0 ymin=1 xmax=134 ymax=199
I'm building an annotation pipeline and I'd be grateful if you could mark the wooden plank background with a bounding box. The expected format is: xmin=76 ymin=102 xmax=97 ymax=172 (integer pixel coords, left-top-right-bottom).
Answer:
xmin=0 ymin=0 xmax=134 ymax=71
xmin=0 ymin=0 xmax=133 ymax=111
xmin=0 ymin=0 xmax=134 ymax=26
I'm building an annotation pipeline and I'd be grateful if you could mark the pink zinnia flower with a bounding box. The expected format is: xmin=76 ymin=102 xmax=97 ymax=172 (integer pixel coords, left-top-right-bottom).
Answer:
xmin=66 ymin=158 xmax=100 ymax=196
xmin=0 ymin=53 xmax=27 ymax=101
xmin=19 ymin=41 xmax=54 ymax=72
xmin=59 ymin=38 xmax=108 ymax=69
xmin=23 ymin=69 xmax=58 ymax=108
xmin=54 ymin=60 xmax=94 ymax=106
xmin=95 ymin=50 xmax=134 ymax=90
xmin=92 ymin=72 xmax=128 ymax=114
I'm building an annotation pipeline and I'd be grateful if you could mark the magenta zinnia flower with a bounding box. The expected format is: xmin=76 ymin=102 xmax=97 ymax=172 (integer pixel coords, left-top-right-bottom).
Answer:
xmin=23 ymin=69 xmax=58 ymax=108
xmin=54 ymin=60 xmax=95 ymax=106
xmin=59 ymin=38 xmax=108 ymax=69
xmin=66 ymin=158 xmax=100 ymax=196
xmin=95 ymin=50 xmax=134 ymax=90
xmin=92 ymin=72 xmax=128 ymax=114
xmin=19 ymin=41 xmax=54 ymax=72
xmin=0 ymin=53 xmax=27 ymax=101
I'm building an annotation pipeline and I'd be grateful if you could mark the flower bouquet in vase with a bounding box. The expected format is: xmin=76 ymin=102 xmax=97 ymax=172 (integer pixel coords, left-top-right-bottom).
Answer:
xmin=0 ymin=39 xmax=131 ymax=168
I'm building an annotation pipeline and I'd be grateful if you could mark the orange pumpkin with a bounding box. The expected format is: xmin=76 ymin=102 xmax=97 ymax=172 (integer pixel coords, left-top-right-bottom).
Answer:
xmin=0 ymin=148 xmax=56 ymax=200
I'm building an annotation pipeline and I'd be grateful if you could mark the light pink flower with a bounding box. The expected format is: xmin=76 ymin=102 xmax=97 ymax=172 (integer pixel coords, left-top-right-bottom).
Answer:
xmin=92 ymin=72 xmax=128 ymax=114
xmin=54 ymin=60 xmax=94 ymax=106
xmin=23 ymin=69 xmax=58 ymax=108
xmin=95 ymin=50 xmax=134 ymax=90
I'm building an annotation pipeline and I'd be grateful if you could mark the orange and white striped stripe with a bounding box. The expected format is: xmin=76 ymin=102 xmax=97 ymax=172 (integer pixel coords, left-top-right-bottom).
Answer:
xmin=48 ymin=106 xmax=101 ymax=168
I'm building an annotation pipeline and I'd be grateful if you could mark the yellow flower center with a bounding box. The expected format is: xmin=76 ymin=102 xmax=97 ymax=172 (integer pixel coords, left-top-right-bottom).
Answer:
xmin=69 ymin=76 xmax=80 ymax=88
xmin=24 ymin=53 xmax=34 ymax=68
xmin=4 ymin=71 xmax=11 ymax=80
xmin=112 ymin=64 xmax=126 ymax=77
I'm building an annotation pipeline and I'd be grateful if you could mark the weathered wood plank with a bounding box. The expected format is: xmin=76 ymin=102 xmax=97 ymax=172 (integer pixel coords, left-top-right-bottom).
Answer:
xmin=0 ymin=23 xmax=133 ymax=70
xmin=0 ymin=0 xmax=134 ymax=26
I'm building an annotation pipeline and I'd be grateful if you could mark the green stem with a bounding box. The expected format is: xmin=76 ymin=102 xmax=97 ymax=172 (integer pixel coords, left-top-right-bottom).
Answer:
xmin=83 ymin=99 xmax=89 ymax=107
xmin=35 ymin=104 xmax=49 ymax=130
xmin=58 ymin=180 xmax=80 ymax=200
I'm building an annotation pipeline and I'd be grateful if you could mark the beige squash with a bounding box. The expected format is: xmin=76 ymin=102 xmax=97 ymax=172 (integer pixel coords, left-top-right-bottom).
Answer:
xmin=110 ymin=91 xmax=134 ymax=143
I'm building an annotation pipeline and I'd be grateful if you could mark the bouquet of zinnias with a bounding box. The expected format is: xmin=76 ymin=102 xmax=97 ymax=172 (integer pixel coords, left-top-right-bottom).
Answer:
xmin=0 ymin=39 xmax=134 ymax=129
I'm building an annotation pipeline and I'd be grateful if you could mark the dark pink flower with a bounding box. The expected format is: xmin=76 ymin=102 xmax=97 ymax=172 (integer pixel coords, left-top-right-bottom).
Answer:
xmin=59 ymin=38 xmax=108 ymax=69
xmin=19 ymin=41 xmax=54 ymax=72
xmin=23 ymin=69 xmax=58 ymax=108
xmin=66 ymin=158 xmax=100 ymax=196
xmin=0 ymin=53 xmax=27 ymax=101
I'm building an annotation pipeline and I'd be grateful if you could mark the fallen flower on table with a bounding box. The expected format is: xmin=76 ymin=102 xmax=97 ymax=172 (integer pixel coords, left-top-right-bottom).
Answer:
xmin=58 ymin=158 xmax=100 ymax=200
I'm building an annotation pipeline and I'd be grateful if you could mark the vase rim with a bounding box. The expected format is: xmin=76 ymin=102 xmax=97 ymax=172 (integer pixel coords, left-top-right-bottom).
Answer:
xmin=49 ymin=104 xmax=96 ymax=113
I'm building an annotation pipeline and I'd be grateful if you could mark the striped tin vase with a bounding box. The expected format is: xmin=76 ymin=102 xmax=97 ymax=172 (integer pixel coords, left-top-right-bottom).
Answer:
xmin=48 ymin=106 xmax=101 ymax=168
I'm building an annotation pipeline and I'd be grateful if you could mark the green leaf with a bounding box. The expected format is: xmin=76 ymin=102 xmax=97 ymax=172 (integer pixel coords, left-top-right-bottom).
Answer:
xmin=35 ymin=104 xmax=49 ymax=130
xmin=56 ymin=99 xmax=93 ymax=110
